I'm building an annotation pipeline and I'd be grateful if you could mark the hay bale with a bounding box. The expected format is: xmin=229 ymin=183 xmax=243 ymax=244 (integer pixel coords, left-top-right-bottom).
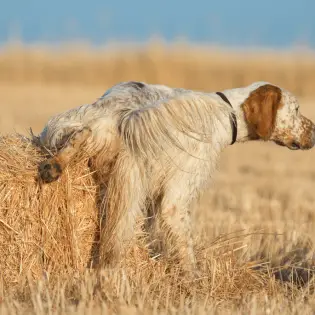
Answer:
xmin=0 ymin=133 xmax=98 ymax=291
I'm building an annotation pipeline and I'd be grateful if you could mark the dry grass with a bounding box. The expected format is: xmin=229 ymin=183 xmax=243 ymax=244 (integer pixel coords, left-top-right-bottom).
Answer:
xmin=0 ymin=134 xmax=98 ymax=291
xmin=1 ymin=41 xmax=315 ymax=98
xmin=1 ymin=44 xmax=315 ymax=314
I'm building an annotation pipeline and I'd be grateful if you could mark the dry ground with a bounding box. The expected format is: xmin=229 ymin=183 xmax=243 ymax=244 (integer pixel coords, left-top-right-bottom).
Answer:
xmin=1 ymin=45 xmax=315 ymax=314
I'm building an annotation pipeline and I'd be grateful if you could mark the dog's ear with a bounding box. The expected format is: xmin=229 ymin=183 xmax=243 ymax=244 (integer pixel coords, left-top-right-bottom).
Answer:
xmin=242 ymin=84 xmax=282 ymax=140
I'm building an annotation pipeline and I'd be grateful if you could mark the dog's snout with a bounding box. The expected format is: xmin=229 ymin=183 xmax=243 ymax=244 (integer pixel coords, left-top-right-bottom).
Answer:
xmin=296 ymin=117 xmax=315 ymax=150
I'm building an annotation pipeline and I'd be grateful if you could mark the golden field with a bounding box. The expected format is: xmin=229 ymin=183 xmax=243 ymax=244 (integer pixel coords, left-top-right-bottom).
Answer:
xmin=1 ymin=43 xmax=315 ymax=314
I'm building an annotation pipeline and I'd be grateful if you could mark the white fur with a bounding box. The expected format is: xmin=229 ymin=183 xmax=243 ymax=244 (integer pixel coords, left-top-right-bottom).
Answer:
xmin=37 ymin=81 xmax=315 ymax=272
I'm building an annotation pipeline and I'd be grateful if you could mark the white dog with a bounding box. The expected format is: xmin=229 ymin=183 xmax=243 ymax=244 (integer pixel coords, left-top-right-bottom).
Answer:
xmin=37 ymin=81 xmax=315 ymax=272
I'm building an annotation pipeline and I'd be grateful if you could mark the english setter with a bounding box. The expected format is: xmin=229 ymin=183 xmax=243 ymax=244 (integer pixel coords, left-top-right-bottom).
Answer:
xmin=37 ymin=81 xmax=315 ymax=273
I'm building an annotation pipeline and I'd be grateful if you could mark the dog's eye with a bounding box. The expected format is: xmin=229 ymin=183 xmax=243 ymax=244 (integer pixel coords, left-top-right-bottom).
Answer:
xmin=295 ymin=107 xmax=299 ymax=114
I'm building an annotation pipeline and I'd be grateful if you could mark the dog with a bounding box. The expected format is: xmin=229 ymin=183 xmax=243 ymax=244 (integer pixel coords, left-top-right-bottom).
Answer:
xmin=37 ymin=81 xmax=315 ymax=273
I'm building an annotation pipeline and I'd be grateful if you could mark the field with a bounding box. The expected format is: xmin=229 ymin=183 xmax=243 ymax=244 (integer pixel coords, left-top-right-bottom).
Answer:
xmin=1 ymin=43 xmax=315 ymax=314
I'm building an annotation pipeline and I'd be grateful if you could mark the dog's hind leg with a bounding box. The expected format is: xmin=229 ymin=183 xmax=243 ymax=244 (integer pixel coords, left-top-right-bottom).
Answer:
xmin=98 ymin=151 xmax=146 ymax=267
xmin=38 ymin=127 xmax=92 ymax=183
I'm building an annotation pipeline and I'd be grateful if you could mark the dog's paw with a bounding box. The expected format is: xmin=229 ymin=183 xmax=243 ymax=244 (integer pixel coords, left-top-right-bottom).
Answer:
xmin=38 ymin=158 xmax=62 ymax=183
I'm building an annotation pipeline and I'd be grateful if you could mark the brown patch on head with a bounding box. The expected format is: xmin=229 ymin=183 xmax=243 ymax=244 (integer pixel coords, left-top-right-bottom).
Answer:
xmin=242 ymin=84 xmax=282 ymax=140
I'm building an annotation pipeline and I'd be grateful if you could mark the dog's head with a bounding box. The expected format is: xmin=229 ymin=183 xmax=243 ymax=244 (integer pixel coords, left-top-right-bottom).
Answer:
xmin=241 ymin=83 xmax=315 ymax=150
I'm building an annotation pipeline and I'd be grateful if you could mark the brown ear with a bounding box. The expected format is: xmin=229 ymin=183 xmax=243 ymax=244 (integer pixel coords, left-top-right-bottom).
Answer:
xmin=242 ymin=84 xmax=282 ymax=140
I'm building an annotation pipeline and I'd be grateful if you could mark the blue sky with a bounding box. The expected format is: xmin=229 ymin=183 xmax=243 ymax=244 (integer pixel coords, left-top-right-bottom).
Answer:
xmin=1 ymin=0 xmax=314 ymax=48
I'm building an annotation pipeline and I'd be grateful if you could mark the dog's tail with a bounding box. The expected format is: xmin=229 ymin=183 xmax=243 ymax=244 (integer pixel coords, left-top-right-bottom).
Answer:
xmin=118 ymin=92 xmax=232 ymax=161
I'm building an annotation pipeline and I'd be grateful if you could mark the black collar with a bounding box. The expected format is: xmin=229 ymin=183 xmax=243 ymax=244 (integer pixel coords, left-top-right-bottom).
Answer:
xmin=216 ymin=91 xmax=237 ymax=145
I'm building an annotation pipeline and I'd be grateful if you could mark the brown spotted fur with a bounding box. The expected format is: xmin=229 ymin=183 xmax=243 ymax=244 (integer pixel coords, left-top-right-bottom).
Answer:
xmin=242 ymin=84 xmax=283 ymax=140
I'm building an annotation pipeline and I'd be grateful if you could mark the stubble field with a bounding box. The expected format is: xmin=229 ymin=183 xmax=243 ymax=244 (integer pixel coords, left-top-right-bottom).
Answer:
xmin=1 ymin=43 xmax=315 ymax=314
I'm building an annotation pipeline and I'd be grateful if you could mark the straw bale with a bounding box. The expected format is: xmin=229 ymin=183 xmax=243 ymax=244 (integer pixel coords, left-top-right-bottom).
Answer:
xmin=0 ymin=133 xmax=98 ymax=290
